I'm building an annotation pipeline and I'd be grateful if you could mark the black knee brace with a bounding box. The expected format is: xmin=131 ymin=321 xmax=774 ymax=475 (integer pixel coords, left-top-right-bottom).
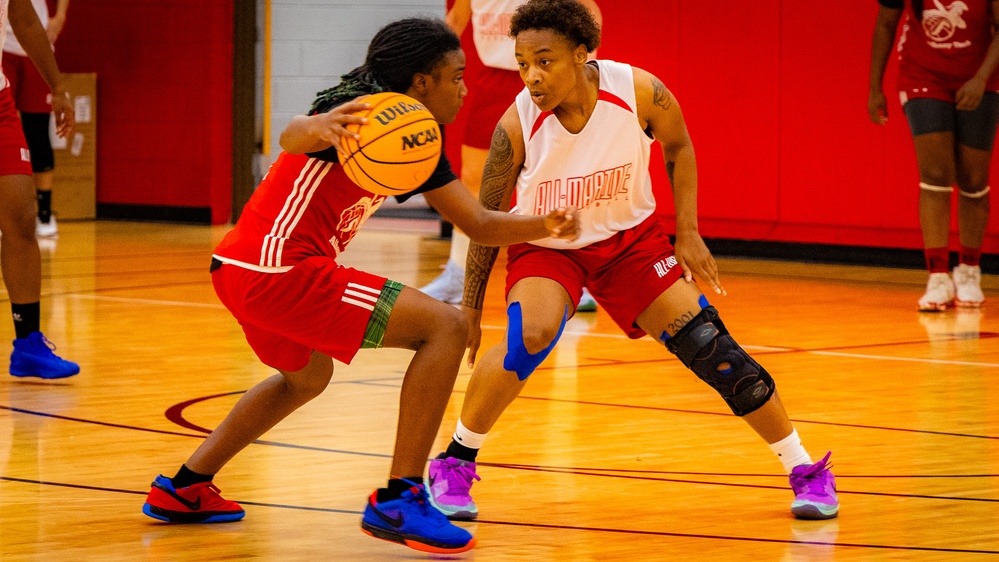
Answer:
xmin=664 ymin=306 xmax=775 ymax=416
xmin=20 ymin=112 xmax=53 ymax=173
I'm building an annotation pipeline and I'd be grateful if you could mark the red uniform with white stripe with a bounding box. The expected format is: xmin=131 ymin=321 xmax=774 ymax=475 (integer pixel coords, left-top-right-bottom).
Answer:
xmin=888 ymin=0 xmax=999 ymax=103
xmin=213 ymin=149 xmax=454 ymax=370
xmin=0 ymin=0 xmax=34 ymax=176
xmin=505 ymin=60 xmax=684 ymax=338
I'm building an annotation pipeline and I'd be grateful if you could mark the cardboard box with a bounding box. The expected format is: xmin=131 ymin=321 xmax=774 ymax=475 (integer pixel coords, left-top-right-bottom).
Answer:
xmin=51 ymin=72 xmax=96 ymax=220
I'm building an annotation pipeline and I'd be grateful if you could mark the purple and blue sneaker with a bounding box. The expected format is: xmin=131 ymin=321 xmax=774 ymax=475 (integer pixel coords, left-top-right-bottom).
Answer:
xmin=428 ymin=456 xmax=481 ymax=520
xmin=789 ymin=451 xmax=839 ymax=519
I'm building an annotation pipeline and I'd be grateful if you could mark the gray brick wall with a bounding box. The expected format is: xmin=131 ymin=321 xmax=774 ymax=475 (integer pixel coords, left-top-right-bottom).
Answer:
xmin=269 ymin=1 xmax=445 ymax=158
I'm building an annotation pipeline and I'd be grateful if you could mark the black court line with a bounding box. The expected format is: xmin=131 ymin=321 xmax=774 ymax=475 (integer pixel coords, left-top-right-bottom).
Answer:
xmin=483 ymin=464 xmax=999 ymax=503
xmin=0 ymin=476 xmax=995 ymax=555
xmin=6 ymin=389 xmax=997 ymax=505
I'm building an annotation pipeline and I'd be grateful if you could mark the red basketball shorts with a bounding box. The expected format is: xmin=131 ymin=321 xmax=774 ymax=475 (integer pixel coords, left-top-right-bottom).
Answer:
xmin=1 ymin=53 xmax=51 ymax=114
xmin=0 ymin=86 xmax=32 ymax=176
xmin=505 ymin=214 xmax=685 ymax=339
xmin=463 ymin=67 xmax=524 ymax=149
xmin=212 ymin=256 xmax=389 ymax=371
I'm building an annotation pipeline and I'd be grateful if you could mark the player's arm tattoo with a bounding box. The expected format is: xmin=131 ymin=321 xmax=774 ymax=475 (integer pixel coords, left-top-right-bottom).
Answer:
xmin=463 ymin=124 xmax=517 ymax=310
xmin=666 ymin=160 xmax=676 ymax=187
xmin=652 ymin=77 xmax=673 ymax=112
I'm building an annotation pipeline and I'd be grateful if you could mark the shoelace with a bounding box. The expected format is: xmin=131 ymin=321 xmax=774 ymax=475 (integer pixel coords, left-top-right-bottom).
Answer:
xmin=401 ymin=484 xmax=450 ymax=526
xmin=39 ymin=335 xmax=58 ymax=352
xmin=442 ymin=460 xmax=481 ymax=493
xmin=790 ymin=452 xmax=833 ymax=494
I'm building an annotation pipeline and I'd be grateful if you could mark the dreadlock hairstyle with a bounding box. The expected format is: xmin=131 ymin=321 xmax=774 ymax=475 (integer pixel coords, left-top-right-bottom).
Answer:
xmin=510 ymin=0 xmax=601 ymax=53
xmin=309 ymin=17 xmax=460 ymax=115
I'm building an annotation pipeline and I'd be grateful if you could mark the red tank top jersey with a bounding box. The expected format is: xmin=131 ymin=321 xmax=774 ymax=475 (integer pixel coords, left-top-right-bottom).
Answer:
xmin=885 ymin=0 xmax=999 ymax=89
xmin=215 ymin=148 xmax=455 ymax=271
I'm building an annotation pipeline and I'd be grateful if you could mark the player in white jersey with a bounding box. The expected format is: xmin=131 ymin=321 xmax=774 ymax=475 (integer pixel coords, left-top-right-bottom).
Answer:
xmin=421 ymin=0 xmax=601 ymax=310
xmin=428 ymin=0 xmax=840 ymax=522
xmin=0 ymin=0 xmax=77 ymax=379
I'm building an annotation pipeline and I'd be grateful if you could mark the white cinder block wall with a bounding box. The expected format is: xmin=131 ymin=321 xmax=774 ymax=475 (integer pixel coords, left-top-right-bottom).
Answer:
xmin=269 ymin=1 xmax=446 ymax=159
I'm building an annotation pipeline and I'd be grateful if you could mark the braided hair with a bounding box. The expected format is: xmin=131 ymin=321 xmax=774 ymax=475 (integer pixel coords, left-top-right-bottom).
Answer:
xmin=310 ymin=17 xmax=460 ymax=115
xmin=510 ymin=0 xmax=601 ymax=53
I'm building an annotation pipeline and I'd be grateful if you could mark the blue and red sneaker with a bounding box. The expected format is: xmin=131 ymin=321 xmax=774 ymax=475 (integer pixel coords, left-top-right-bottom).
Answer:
xmin=361 ymin=481 xmax=475 ymax=553
xmin=142 ymin=475 xmax=245 ymax=523
xmin=789 ymin=451 xmax=839 ymax=520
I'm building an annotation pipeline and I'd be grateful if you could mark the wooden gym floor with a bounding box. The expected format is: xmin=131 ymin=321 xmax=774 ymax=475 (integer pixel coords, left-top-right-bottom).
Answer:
xmin=1 ymin=220 xmax=997 ymax=561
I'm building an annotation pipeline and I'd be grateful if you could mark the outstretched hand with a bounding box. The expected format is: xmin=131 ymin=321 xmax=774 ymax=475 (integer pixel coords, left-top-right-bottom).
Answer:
xmin=313 ymin=100 xmax=370 ymax=158
xmin=674 ymin=230 xmax=726 ymax=296
xmin=544 ymin=206 xmax=580 ymax=240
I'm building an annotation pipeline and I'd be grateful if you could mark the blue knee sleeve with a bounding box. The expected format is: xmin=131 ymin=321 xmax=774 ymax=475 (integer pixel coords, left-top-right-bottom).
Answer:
xmin=503 ymin=302 xmax=568 ymax=381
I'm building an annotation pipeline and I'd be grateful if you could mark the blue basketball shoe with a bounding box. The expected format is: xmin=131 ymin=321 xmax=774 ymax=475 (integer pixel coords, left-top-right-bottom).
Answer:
xmin=361 ymin=481 xmax=476 ymax=553
xmin=10 ymin=332 xmax=79 ymax=379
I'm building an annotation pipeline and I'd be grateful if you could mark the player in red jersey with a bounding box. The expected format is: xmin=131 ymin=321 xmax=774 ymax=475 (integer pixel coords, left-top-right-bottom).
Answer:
xmin=0 ymin=0 xmax=78 ymax=379
xmin=141 ymin=17 xmax=578 ymax=554
xmin=869 ymin=0 xmax=999 ymax=310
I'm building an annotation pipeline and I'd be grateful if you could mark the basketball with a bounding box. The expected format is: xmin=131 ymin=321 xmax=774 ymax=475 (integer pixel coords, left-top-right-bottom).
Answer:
xmin=340 ymin=92 xmax=442 ymax=196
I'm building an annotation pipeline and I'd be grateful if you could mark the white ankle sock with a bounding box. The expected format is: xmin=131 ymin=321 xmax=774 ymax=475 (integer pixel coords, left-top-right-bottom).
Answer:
xmin=769 ymin=429 xmax=812 ymax=474
xmin=453 ymin=419 xmax=487 ymax=449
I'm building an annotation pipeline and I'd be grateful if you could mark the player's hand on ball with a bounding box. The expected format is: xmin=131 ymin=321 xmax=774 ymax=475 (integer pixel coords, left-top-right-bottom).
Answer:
xmin=313 ymin=100 xmax=370 ymax=158
xmin=545 ymin=206 xmax=579 ymax=241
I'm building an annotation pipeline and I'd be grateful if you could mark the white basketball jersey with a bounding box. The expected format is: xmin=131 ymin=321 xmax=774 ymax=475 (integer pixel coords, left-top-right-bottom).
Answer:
xmin=471 ymin=0 xmax=521 ymax=71
xmin=514 ymin=60 xmax=656 ymax=249
xmin=3 ymin=0 xmax=48 ymax=57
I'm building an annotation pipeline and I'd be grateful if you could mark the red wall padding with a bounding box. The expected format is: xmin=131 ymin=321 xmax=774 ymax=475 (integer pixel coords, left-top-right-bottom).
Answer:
xmin=53 ymin=0 xmax=233 ymax=224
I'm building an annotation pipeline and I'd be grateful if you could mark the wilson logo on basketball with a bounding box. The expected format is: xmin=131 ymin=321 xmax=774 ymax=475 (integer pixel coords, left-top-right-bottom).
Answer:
xmin=373 ymin=101 xmax=428 ymax=126
xmin=401 ymin=128 xmax=440 ymax=150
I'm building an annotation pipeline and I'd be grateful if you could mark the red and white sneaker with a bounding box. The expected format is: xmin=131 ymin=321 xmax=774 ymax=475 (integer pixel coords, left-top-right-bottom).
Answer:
xmin=142 ymin=475 xmax=245 ymax=523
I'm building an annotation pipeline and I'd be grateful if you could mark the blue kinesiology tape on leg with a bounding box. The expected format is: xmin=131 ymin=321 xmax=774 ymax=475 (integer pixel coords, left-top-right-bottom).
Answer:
xmin=503 ymin=302 xmax=568 ymax=381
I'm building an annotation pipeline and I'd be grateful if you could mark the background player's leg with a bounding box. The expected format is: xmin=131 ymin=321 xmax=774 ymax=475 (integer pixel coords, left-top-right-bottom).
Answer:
xmin=954 ymin=144 xmax=991 ymax=307
xmin=0 ymin=174 xmax=41 ymax=304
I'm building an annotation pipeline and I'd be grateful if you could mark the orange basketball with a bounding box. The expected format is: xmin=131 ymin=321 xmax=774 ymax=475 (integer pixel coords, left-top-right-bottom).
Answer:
xmin=340 ymin=92 xmax=442 ymax=197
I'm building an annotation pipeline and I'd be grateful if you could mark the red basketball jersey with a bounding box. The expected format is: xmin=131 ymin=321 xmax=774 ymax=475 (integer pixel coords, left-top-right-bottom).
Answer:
xmin=214 ymin=149 xmax=454 ymax=271
xmin=893 ymin=0 xmax=999 ymax=89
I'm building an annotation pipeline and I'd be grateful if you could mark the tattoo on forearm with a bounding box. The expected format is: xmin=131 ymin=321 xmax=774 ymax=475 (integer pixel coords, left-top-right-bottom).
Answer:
xmin=463 ymin=124 xmax=517 ymax=309
xmin=480 ymin=125 xmax=515 ymax=211
xmin=665 ymin=311 xmax=695 ymax=336
xmin=666 ymin=161 xmax=675 ymax=187
xmin=652 ymin=77 xmax=673 ymax=111
xmin=462 ymin=244 xmax=500 ymax=309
